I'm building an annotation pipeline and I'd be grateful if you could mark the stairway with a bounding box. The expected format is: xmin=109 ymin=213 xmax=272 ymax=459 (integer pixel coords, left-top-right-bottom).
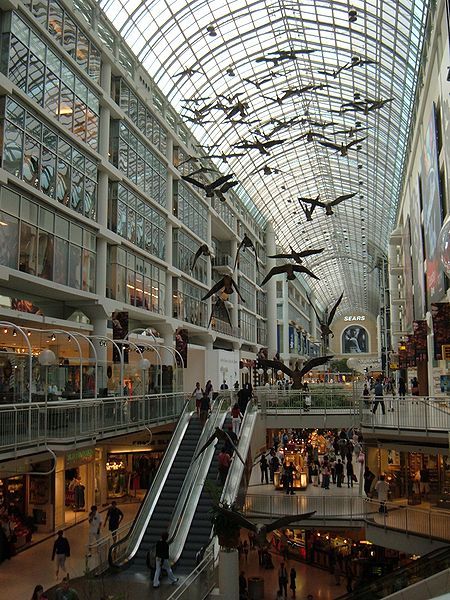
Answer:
xmin=177 ymin=416 xmax=232 ymax=572
xmin=133 ymin=417 xmax=204 ymax=568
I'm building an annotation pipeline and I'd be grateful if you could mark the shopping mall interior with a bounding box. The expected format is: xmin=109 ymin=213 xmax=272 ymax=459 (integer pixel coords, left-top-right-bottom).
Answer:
xmin=0 ymin=0 xmax=449 ymax=597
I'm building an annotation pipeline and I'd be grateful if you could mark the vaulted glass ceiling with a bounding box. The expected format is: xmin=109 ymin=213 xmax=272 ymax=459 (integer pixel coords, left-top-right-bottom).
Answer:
xmin=99 ymin=0 xmax=429 ymax=316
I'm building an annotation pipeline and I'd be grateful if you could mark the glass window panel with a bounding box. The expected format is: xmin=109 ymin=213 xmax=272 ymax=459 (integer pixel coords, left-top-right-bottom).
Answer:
xmin=46 ymin=48 xmax=60 ymax=76
xmin=82 ymin=248 xmax=95 ymax=292
xmin=85 ymin=109 xmax=98 ymax=150
xmin=27 ymin=54 xmax=45 ymax=105
xmin=73 ymin=99 xmax=86 ymax=141
xmin=1 ymin=188 xmax=20 ymax=216
xmin=84 ymin=178 xmax=96 ymax=219
xmin=126 ymin=269 xmax=134 ymax=304
xmin=71 ymin=168 xmax=83 ymax=213
xmin=48 ymin=0 xmax=63 ymax=42
xmin=54 ymin=237 xmax=68 ymax=284
xmin=61 ymin=63 xmax=75 ymax=90
xmin=44 ymin=71 xmax=60 ymax=117
xmin=43 ymin=127 xmax=57 ymax=151
xmin=55 ymin=215 xmax=69 ymax=238
xmin=0 ymin=211 xmax=19 ymax=269
xmin=6 ymin=99 xmax=25 ymax=127
xmin=8 ymin=37 xmax=28 ymax=91
xmin=68 ymin=243 xmax=81 ymax=288
xmin=63 ymin=14 xmax=76 ymax=58
xmin=39 ymin=206 xmax=54 ymax=232
xmin=23 ymin=135 xmax=40 ymax=187
xmin=32 ymin=0 xmax=48 ymax=25
xmin=88 ymin=44 xmax=101 ymax=82
xmin=59 ymin=84 xmax=74 ymax=129
xmin=3 ymin=122 xmax=23 ymax=178
xmin=20 ymin=198 xmax=38 ymax=224
xmin=19 ymin=222 xmax=37 ymax=274
xmin=37 ymin=230 xmax=54 ymax=279
xmin=26 ymin=115 xmax=42 ymax=140
xmin=76 ymin=30 xmax=89 ymax=71
xmin=70 ymin=222 xmax=82 ymax=246
xmin=115 ymin=264 xmax=126 ymax=301
xmin=29 ymin=30 xmax=45 ymax=61
xmin=11 ymin=14 xmax=30 ymax=45
xmin=56 ymin=158 xmax=70 ymax=206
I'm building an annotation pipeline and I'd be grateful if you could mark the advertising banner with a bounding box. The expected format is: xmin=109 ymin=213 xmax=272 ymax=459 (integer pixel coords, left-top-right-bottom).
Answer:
xmin=431 ymin=302 xmax=450 ymax=360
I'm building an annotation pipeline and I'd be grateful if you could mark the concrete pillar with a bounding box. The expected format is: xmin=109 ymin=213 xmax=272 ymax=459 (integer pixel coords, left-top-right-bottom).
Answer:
xmin=265 ymin=222 xmax=277 ymax=357
xmin=218 ymin=549 xmax=239 ymax=600
xmin=388 ymin=241 xmax=401 ymax=349
xmin=54 ymin=455 xmax=65 ymax=530
xmin=92 ymin=316 xmax=108 ymax=389
xmin=100 ymin=61 xmax=112 ymax=97
xmin=426 ymin=310 xmax=435 ymax=396
xmin=165 ymin=220 xmax=173 ymax=318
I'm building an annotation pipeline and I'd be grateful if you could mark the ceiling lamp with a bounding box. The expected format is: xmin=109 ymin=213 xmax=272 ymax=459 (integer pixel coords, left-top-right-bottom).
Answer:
xmin=207 ymin=24 xmax=217 ymax=37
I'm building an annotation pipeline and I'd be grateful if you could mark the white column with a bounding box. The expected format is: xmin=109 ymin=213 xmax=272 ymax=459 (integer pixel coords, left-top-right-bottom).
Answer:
xmin=92 ymin=317 xmax=108 ymax=389
xmin=426 ymin=310 xmax=435 ymax=396
xmin=388 ymin=240 xmax=401 ymax=349
xmin=265 ymin=222 xmax=277 ymax=356
xmin=218 ymin=549 xmax=239 ymax=600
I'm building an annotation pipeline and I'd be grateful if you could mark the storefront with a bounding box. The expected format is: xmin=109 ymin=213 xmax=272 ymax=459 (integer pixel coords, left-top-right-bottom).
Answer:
xmin=63 ymin=447 xmax=96 ymax=523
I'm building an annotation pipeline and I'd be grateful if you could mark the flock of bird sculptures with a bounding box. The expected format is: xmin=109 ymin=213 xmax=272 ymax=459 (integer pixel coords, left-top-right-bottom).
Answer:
xmin=174 ymin=27 xmax=393 ymax=339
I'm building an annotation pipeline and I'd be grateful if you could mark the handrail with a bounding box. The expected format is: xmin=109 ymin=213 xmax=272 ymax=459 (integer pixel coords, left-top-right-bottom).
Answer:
xmin=335 ymin=546 xmax=450 ymax=599
xmin=0 ymin=392 xmax=188 ymax=454
xmin=108 ymin=396 xmax=192 ymax=567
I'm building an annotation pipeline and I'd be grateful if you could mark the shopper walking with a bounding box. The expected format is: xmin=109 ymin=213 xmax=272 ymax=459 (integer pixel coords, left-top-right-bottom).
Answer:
xmin=278 ymin=562 xmax=288 ymax=598
xmin=372 ymin=379 xmax=386 ymax=415
xmin=153 ymin=531 xmax=178 ymax=588
xmin=335 ymin=459 xmax=344 ymax=487
xmin=54 ymin=576 xmax=79 ymax=600
xmin=104 ymin=500 xmax=124 ymax=542
xmin=231 ymin=402 xmax=243 ymax=436
xmin=199 ymin=393 xmax=210 ymax=426
xmin=363 ymin=466 xmax=375 ymax=497
xmin=260 ymin=454 xmax=269 ymax=484
xmin=51 ymin=530 xmax=70 ymax=578
xmin=87 ymin=505 xmax=102 ymax=556
xmin=192 ymin=382 xmax=204 ymax=417
xmin=31 ymin=584 xmax=48 ymax=600
xmin=375 ymin=475 xmax=390 ymax=514
xmin=346 ymin=459 xmax=355 ymax=488
xmin=289 ymin=567 xmax=297 ymax=598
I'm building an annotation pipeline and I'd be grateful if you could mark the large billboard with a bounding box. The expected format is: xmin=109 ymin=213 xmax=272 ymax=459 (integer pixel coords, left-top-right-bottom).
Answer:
xmin=409 ymin=180 xmax=425 ymax=318
xmin=431 ymin=302 xmax=450 ymax=360
xmin=421 ymin=106 xmax=445 ymax=304
xmin=403 ymin=216 xmax=414 ymax=329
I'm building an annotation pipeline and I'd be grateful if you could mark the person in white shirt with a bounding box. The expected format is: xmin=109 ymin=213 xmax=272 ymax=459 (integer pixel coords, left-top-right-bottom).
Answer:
xmin=87 ymin=505 xmax=102 ymax=555
xmin=375 ymin=475 xmax=389 ymax=513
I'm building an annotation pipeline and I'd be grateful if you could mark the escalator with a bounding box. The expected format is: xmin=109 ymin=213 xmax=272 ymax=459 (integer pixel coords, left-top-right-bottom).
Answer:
xmin=336 ymin=546 xmax=450 ymax=599
xmin=131 ymin=417 xmax=204 ymax=569
xmin=176 ymin=416 xmax=232 ymax=571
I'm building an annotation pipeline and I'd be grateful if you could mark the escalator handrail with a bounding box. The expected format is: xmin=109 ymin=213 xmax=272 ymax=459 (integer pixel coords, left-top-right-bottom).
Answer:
xmin=222 ymin=399 xmax=256 ymax=507
xmin=335 ymin=546 xmax=450 ymax=599
xmin=108 ymin=396 xmax=192 ymax=567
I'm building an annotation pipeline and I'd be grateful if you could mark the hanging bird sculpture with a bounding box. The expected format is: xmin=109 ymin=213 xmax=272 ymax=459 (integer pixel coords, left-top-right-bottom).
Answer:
xmin=191 ymin=244 xmax=212 ymax=271
xmin=307 ymin=292 xmax=344 ymax=338
xmin=268 ymin=246 xmax=324 ymax=264
xmin=258 ymin=355 xmax=334 ymax=389
xmin=214 ymin=506 xmax=316 ymax=548
xmin=202 ymin=275 xmax=245 ymax=302
xmin=194 ymin=427 xmax=245 ymax=465
xmin=301 ymin=193 xmax=357 ymax=216
xmin=260 ymin=263 xmax=319 ymax=286
xmin=234 ymin=234 xmax=259 ymax=272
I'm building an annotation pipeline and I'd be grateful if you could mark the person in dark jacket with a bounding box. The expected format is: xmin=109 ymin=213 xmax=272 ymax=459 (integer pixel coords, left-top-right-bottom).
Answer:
xmin=346 ymin=459 xmax=355 ymax=488
xmin=153 ymin=531 xmax=178 ymax=588
xmin=104 ymin=500 xmax=124 ymax=542
xmin=260 ymin=454 xmax=269 ymax=484
xmin=51 ymin=530 xmax=70 ymax=578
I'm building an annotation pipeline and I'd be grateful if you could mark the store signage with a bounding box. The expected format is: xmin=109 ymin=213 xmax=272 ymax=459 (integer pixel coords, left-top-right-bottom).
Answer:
xmin=344 ymin=316 xmax=366 ymax=321
xmin=66 ymin=448 xmax=95 ymax=468
xmin=442 ymin=345 xmax=450 ymax=360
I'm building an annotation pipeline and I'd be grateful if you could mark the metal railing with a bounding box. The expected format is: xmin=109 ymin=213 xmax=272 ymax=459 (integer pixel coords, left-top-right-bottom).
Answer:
xmin=0 ymin=392 xmax=189 ymax=454
xmin=85 ymin=518 xmax=135 ymax=575
xmin=256 ymin=387 xmax=357 ymax=415
xmin=244 ymin=493 xmax=366 ymax=523
xmin=360 ymin=395 xmax=450 ymax=433
xmin=244 ymin=493 xmax=450 ymax=544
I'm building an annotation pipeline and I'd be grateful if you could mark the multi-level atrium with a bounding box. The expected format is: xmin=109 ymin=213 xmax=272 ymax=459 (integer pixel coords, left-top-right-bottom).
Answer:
xmin=100 ymin=0 xmax=429 ymax=315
